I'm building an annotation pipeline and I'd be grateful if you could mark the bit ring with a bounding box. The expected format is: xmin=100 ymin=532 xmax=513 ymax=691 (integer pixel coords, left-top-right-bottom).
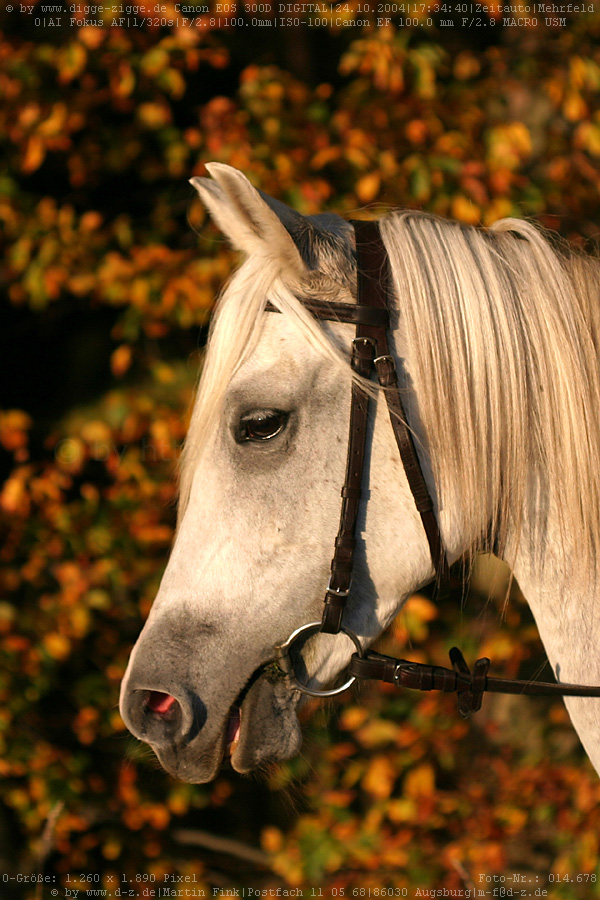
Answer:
xmin=275 ymin=621 xmax=364 ymax=698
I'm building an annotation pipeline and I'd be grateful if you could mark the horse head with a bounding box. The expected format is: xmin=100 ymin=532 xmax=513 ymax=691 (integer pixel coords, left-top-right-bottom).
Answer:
xmin=119 ymin=164 xmax=446 ymax=782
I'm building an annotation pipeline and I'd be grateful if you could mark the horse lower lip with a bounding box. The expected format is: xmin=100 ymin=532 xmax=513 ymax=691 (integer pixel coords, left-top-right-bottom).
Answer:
xmin=224 ymin=662 xmax=270 ymax=755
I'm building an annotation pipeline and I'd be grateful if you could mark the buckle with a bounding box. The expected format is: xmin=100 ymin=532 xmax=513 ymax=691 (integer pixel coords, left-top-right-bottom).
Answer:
xmin=325 ymin=582 xmax=350 ymax=599
xmin=373 ymin=354 xmax=398 ymax=387
xmin=351 ymin=337 xmax=376 ymax=376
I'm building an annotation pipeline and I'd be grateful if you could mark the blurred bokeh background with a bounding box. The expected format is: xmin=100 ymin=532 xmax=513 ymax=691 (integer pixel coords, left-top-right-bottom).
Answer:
xmin=2 ymin=6 xmax=600 ymax=897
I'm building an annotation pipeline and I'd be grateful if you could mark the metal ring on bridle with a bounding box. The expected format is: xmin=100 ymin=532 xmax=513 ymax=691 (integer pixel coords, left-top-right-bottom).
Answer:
xmin=275 ymin=621 xmax=364 ymax=698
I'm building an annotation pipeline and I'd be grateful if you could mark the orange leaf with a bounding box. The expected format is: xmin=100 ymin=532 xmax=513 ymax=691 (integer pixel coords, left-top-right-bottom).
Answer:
xmin=111 ymin=344 xmax=132 ymax=377
xmin=22 ymin=135 xmax=45 ymax=174
xmin=362 ymin=755 xmax=397 ymax=799
xmin=563 ymin=90 xmax=588 ymax=122
xmin=404 ymin=762 xmax=435 ymax=799
xmin=43 ymin=633 xmax=71 ymax=661
xmin=451 ymin=195 xmax=480 ymax=225
xmin=356 ymin=172 xmax=381 ymax=203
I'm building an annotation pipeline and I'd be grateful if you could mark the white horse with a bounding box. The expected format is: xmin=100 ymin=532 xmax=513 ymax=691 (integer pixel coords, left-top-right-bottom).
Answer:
xmin=120 ymin=163 xmax=600 ymax=783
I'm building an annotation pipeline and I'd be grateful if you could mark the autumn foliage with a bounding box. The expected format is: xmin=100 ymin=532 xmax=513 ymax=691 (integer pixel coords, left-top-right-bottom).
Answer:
xmin=2 ymin=7 xmax=600 ymax=897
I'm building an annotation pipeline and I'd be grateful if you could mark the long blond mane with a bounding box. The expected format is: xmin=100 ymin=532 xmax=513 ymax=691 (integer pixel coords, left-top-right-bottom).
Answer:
xmin=380 ymin=212 xmax=600 ymax=582
xmin=181 ymin=210 xmax=600 ymax=585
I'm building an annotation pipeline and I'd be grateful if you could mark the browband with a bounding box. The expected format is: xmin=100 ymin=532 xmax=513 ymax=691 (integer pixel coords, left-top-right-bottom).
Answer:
xmin=265 ymin=299 xmax=389 ymax=328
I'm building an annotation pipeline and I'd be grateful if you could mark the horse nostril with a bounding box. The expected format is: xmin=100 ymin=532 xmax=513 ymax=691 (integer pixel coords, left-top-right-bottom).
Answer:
xmin=146 ymin=691 xmax=178 ymax=716
xmin=121 ymin=685 xmax=207 ymax=748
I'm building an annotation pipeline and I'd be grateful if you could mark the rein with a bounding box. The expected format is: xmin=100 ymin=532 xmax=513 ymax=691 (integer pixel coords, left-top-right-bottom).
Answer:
xmin=270 ymin=220 xmax=600 ymax=716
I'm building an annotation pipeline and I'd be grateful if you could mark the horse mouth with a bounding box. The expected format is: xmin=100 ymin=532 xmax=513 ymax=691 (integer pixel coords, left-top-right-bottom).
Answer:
xmin=222 ymin=661 xmax=278 ymax=765
xmin=134 ymin=659 xmax=300 ymax=782
xmin=222 ymin=663 xmax=301 ymax=777
xmin=225 ymin=705 xmax=241 ymax=754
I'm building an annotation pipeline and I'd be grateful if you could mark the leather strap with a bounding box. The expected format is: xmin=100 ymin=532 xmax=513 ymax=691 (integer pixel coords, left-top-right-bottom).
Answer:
xmin=321 ymin=337 xmax=374 ymax=632
xmin=264 ymin=220 xmax=448 ymax=634
xmin=349 ymin=647 xmax=600 ymax=718
xmin=374 ymin=355 xmax=449 ymax=581
xmin=265 ymin=299 xmax=389 ymax=328
xmin=321 ymin=220 xmax=392 ymax=632
xmin=350 ymin=221 xmax=448 ymax=583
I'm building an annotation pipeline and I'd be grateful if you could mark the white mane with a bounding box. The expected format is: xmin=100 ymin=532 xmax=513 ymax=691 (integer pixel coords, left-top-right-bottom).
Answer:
xmin=382 ymin=212 xmax=600 ymax=584
xmin=180 ymin=210 xmax=600 ymax=587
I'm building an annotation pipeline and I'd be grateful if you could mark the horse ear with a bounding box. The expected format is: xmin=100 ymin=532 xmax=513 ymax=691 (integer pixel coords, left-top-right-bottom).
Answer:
xmin=190 ymin=163 xmax=308 ymax=278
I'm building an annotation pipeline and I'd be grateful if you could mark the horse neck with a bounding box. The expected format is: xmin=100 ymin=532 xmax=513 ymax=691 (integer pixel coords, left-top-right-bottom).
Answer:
xmin=509 ymin=516 xmax=600 ymax=774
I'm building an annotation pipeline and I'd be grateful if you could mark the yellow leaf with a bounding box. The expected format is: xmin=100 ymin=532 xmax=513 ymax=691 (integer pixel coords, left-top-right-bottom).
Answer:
xmin=78 ymin=25 xmax=104 ymax=49
xmin=55 ymin=437 xmax=85 ymax=471
xmin=261 ymin=826 xmax=283 ymax=853
xmin=563 ymin=90 xmax=588 ymax=122
xmin=81 ymin=420 xmax=112 ymax=444
xmin=495 ymin=803 xmax=527 ymax=833
xmin=43 ymin=632 xmax=71 ymax=661
xmin=102 ymin=839 xmax=122 ymax=861
xmin=405 ymin=593 xmax=438 ymax=622
xmin=311 ymin=146 xmax=342 ymax=170
xmin=569 ymin=56 xmax=588 ymax=90
xmin=508 ymin=122 xmax=532 ymax=155
xmin=140 ymin=47 xmax=170 ymax=77
xmin=38 ymin=103 xmax=68 ymax=137
xmin=339 ymin=706 xmax=368 ymax=731
xmin=387 ymin=798 xmax=417 ymax=822
xmin=356 ymin=719 xmax=399 ymax=748
xmin=487 ymin=123 xmax=531 ymax=170
xmin=451 ymin=195 xmax=480 ymax=225
xmin=404 ymin=762 xmax=435 ymax=799
xmin=112 ymin=62 xmax=136 ymax=98
xmin=137 ymin=102 xmax=171 ymax=130
xmin=362 ymin=755 xmax=397 ymax=799
xmin=167 ymin=791 xmax=190 ymax=816
xmin=345 ymin=147 xmax=371 ymax=170
xmin=483 ymin=197 xmax=513 ymax=226
xmin=57 ymin=42 xmax=87 ymax=84
xmin=453 ymin=51 xmax=480 ymax=81
xmin=146 ymin=804 xmax=170 ymax=830
xmin=154 ymin=363 xmax=176 ymax=385
xmin=86 ymin=589 xmax=111 ymax=610
xmin=356 ymin=172 xmax=381 ymax=203
xmin=70 ymin=607 xmax=91 ymax=639
xmin=381 ymin=846 xmax=409 ymax=867
xmin=575 ymin=121 xmax=600 ymax=157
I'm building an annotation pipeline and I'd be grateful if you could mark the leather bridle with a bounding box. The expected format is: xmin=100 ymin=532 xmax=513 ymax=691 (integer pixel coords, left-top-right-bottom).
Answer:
xmin=270 ymin=220 xmax=600 ymax=716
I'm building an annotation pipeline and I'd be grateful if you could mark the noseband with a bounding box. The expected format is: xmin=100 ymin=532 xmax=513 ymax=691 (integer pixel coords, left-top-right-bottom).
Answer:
xmin=270 ymin=220 xmax=600 ymax=715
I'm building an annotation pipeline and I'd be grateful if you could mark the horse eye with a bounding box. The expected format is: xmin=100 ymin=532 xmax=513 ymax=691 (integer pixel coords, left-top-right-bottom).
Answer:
xmin=238 ymin=410 xmax=288 ymax=443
